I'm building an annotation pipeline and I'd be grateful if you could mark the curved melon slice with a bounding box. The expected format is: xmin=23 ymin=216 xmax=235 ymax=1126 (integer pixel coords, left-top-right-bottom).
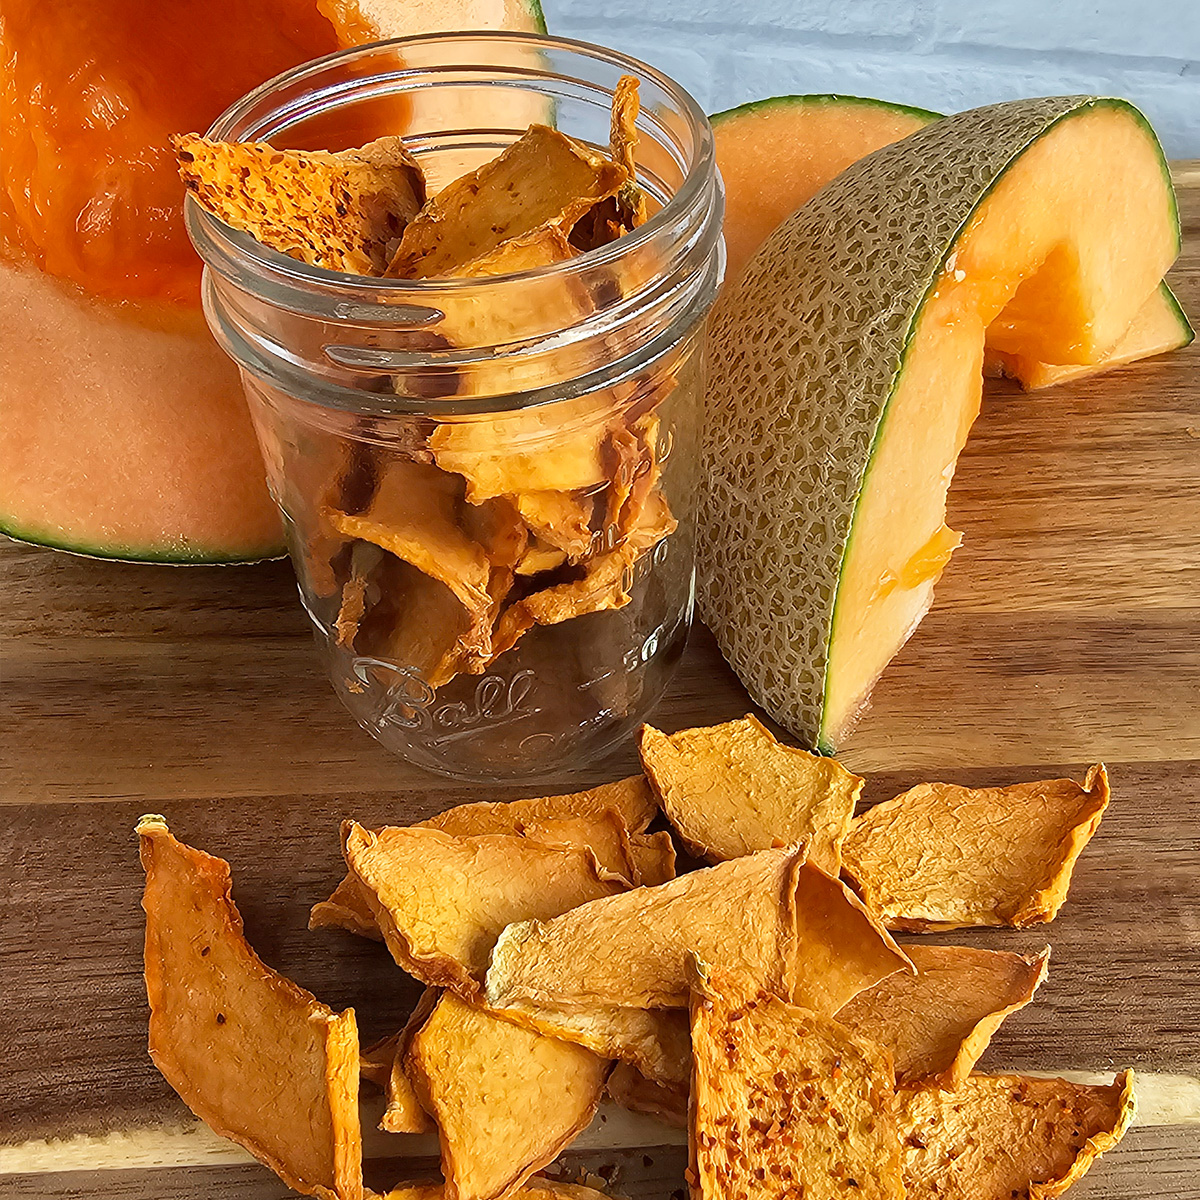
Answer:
xmin=0 ymin=0 xmax=545 ymax=564
xmin=701 ymin=96 xmax=1180 ymax=751
xmin=712 ymin=94 xmax=939 ymax=287
xmin=986 ymin=280 xmax=1193 ymax=389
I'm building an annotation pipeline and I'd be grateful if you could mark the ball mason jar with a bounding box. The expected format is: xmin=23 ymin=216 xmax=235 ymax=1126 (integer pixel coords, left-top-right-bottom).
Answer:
xmin=188 ymin=34 xmax=724 ymax=782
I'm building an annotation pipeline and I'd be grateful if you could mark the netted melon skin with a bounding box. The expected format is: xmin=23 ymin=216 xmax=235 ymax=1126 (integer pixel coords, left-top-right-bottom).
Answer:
xmin=698 ymin=95 xmax=1131 ymax=750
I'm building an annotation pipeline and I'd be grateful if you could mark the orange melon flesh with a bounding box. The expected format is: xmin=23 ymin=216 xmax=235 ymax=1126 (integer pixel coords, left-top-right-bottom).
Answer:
xmin=0 ymin=0 xmax=546 ymax=563
xmin=823 ymin=105 xmax=1178 ymax=740
xmin=712 ymin=95 xmax=939 ymax=286
xmin=985 ymin=281 xmax=1193 ymax=389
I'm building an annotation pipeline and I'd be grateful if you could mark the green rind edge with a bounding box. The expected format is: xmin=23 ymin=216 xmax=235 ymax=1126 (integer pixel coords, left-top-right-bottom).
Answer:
xmin=1161 ymin=281 xmax=1196 ymax=346
xmin=0 ymin=518 xmax=286 ymax=566
xmin=710 ymin=93 xmax=943 ymax=127
xmin=821 ymin=96 xmax=1180 ymax=745
xmin=523 ymin=0 xmax=548 ymax=34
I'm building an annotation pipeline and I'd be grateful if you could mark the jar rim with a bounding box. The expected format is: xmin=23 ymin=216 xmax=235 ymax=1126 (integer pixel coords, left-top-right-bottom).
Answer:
xmin=188 ymin=32 xmax=725 ymax=417
xmin=191 ymin=31 xmax=716 ymax=295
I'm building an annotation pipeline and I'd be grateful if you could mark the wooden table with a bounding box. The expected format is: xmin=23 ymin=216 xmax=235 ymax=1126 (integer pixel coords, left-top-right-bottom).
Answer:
xmin=2 ymin=169 xmax=1198 ymax=1199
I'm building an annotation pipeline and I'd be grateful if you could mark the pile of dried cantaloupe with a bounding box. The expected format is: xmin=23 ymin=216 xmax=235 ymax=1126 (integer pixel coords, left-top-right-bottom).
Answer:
xmin=138 ymin=714 xmax=1130 ymax=1200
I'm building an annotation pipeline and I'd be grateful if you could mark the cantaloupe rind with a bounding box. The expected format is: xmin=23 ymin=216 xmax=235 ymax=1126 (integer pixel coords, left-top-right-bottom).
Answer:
xmin=701 ymin=95 xmax=1180 ymax=752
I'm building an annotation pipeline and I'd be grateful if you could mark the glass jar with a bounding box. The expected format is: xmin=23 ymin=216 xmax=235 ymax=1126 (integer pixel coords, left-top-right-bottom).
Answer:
xmin=188 ymin=33 xmax=724 ymax=782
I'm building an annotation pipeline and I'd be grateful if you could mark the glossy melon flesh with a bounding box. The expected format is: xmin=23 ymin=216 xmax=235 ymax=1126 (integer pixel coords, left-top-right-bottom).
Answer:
xmin=823 ymin=104 xmax=1179 ymax=743
xmin=712 ymin=95 xmax=938 ymax=287
xmin=0 ymin=0 xmax=544 ymax=563
xmin=985 ymin=281 xmax=1193 ymax=389
xmin=701 ymin=97 xmax=1180 ymax=751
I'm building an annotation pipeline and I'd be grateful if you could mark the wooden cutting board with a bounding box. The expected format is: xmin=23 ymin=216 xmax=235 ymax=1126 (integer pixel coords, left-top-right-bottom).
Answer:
xmin=2 ymin=168 xmax=1198 ymax=1199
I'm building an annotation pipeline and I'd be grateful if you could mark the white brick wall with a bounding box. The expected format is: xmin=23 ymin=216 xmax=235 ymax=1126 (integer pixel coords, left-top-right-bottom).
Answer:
xmin=543 ymin=0 xmax=1200 ymax=158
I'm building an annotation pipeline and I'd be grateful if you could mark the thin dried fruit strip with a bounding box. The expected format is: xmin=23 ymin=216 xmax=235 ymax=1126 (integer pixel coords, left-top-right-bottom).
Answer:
xmin=488 ymin=545 xmax=636 ymax=662
xmin=515 ymin=490 xmax=596 ymax=561
xmin=311 ymin=777 xmax=657 ymax=940
xmin=137 ymin=816 xmax=362 ymax=1200
xmin=485 ymin=845 xmax=909 ymax=1013
xmin=689 ymin=962 xmax=904 ymax=1200
xmin=837 ymin=945 xmax=1050 ymax=1087
xmin=342 ymin=822 xmax=625 ymax=996
xmin=388 ymin=124 xmax=625 ymax=279
xmin=327 ymin=459 xmax=494 ymax=653
xmin=480 ymin=1001 xmax=692 ymax=1088
xmin=842 ymin=766 xmax=1110 ymax=931
xmin=334 ymin=542 xmax=382 ymax=650
xmin=381 ymin=987 xmax=440 ymax=1135
xmin=174 ymin=134 xmax=424 ymax=274
xmin=897 ymin=1071 xmax=1135 ymax=1199
xmin=638 ymin=714 xmax=863 ymax=872
xmin=607 ymin=1061 xmax=689 ymax=1128
xmin=628 ymin=830 xmax=677 ymax=887
xmin=405 ymin=993 xmax=609 ymax=1200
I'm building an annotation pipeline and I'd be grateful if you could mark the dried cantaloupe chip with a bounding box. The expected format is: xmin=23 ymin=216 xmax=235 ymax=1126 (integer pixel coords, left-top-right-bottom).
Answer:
xmin=405 ymin=993 xmax=609 ymax=1200
xmin=343 ymin=822 xmax=625 ymax=995
xmin=489 ymin=544 xmax=635 ymax=661
xmin=897 ymin=1071 xmax=1135 ymax=1199
xmin=382 ymin=1178 xmax=615 ymax=1200
xmin=638 ymin=715 xmax=863 ymax=872
xmin=352 ymin=554 xmax=476 ymax=691
xmin=430 ymin=396 xmax=615 ymax=504
xmin=359 ymin=1030 xmax=401 ymax=1089
xmin=481 ymin=1001 xmax=692 ymax=1088
xmin=387 ymin=124 xmax=625 ymax=279
xmin=517 ymin=539 xmax=570 ymax=576
xmin=427 ymin=775 xmax=659 ymax=837
xmin=516 ymin=811 xmax=638 ymax=884
xmin=628 ymin=830 xmax=677 ymax=887
xmin=485 ymin=845 xmax=909 ymax=1013
xmin=837 ymin=945 xmax=1050 ymax=1088
xmin=334 ymin=542 xmax=383 ymax=650
xmin=380 ymin=987 xmax=440 ymax=1136
xmin=311 ymin=777 xmax=657 ymax=940
xmin=515 ymin=491 xmax=597 ymax=561
xmin=328 ymin=459 xmax=494 ymax=653
xmin=174 ymin=134 xmax=424 ymax=275
xmin=842 ymin=766 xmax=1110 ymax=931
xmin=689 ymin=962 xmax=904 ymax=1200
xmin=607 ymin=1061 xmax=688 ymax=1128
xmin=137 ymin=816 xmax=362 ymax=1200
xmin=449 ymin=226 xmax=577 ymax=278
xmin=571 ymin=75 xmax=648 ymax=250
xmin=461 ymin=496 xmax=529 ymax=570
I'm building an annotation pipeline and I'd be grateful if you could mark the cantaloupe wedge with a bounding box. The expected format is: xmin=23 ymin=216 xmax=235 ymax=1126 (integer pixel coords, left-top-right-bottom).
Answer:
xmin=701 ymin=96 xmax=1182 ymax=751
xmin=712 ymin=94 xmax=939 ymax=287
xmin=0 ymin=0 xmax=545 ymax=563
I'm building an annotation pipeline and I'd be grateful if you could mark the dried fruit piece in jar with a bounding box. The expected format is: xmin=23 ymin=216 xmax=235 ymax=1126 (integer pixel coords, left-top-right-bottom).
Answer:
xmin=485 ymin=845 xmax=909 ymax=1013
xmin=387 ymin=124 xmax=625 ymax=279
xmin=174 ymin=134 xmax=424 ymax=274
xmin=137 ymin=815 xmax=363 ymax=1200
xmin=638 ymin=714 xmax=862 ymax=872
xmin=842 ymin=765 xmax=1110 ymax=931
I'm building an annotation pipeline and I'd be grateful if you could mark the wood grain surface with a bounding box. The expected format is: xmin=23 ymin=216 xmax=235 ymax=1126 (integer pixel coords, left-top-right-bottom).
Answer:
xmin=1 ymin=169 xmax=1198 ymax=1197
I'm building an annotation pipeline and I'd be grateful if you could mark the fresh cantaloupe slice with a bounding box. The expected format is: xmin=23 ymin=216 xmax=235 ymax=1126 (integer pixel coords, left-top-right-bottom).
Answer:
xmin=714 ymin=94 xmax=1192 ymax=388
xmin=0 ymin=0 xmax=545 ymax=564
xmin=712 ymin=94 xmax=939 ymax=287
xmin=986 ymin=280 xmax=1193 ymax=389
xmin=701 ymin=96 xmax=1181 ymax=751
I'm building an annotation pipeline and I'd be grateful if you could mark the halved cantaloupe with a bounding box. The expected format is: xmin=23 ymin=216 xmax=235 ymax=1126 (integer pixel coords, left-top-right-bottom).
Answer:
xmin=0 ymin=0 xmax=545 ymax=563
xmin=700 ymin=96 xmax=1182 ymax=751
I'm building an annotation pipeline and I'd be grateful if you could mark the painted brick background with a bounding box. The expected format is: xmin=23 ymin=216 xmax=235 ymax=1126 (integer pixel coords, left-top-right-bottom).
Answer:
xmin=542 ymin=0 xmax=1200 ymax=157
